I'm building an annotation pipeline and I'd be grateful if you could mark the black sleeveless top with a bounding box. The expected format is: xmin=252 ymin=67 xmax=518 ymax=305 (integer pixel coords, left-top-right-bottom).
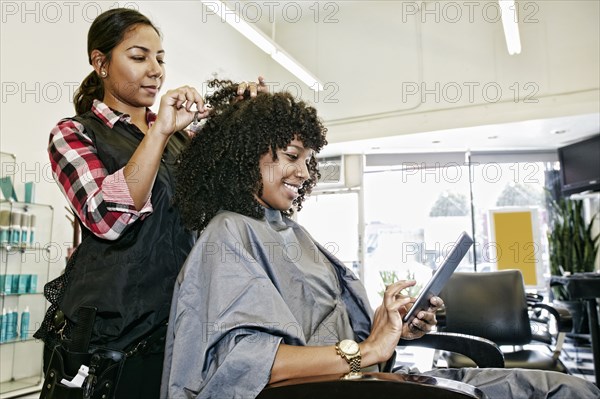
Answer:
xmin=59 ymin=111 xmax=195 ymax=350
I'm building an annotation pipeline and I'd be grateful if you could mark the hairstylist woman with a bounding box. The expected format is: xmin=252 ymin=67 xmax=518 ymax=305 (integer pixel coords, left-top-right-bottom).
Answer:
xmin=34 ymin=8 xmax=266 ymax=398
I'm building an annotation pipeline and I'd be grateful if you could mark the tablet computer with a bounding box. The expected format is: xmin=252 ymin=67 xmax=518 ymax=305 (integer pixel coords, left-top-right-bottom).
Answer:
xmin=402 ymin=231 xmax=474 ymax=324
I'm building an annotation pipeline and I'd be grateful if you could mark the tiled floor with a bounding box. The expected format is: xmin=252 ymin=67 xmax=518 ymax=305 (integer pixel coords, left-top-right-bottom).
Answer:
xmin=396 ymin=335 xmax=597 ymax=386
xmin=561 ymin=335 xmax=596 ymax=384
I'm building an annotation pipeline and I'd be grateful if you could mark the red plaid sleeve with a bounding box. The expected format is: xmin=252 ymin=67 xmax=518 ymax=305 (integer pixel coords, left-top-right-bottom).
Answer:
xmin=48 ymin=118 xmax=153 ymax=240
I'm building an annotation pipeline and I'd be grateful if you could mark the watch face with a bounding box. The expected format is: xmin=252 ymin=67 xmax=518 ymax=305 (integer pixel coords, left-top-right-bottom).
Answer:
xmin=339 ymin=339 xmax=359 ymax=355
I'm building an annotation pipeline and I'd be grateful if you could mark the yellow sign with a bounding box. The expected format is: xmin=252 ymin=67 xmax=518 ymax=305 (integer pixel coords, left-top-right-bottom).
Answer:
xmin=491 ymin=210 xmax=538 ymax=286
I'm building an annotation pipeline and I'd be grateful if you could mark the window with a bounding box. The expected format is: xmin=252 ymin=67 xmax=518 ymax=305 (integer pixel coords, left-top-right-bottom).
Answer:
xmin=363 ymin=161 xmax=472 ymax=306
xmin=471 ymin=161 xmax=551 ymax=287
xmin=297 ymin=191 xmax=360 ymax=276
xmin=297 ymin=151 xmax=561 ymax=304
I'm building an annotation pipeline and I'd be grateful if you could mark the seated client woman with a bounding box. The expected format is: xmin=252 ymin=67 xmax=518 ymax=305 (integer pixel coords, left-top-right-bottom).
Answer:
xmin=161 ymin=80 xmax=600 ymax=399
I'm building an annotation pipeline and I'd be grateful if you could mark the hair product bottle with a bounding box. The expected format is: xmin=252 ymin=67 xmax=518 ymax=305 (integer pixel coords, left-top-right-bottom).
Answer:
xmin=0 ymin=209 xmax=10 ymax=245
xmin=20 ymin=307 xmax=30 ymax=340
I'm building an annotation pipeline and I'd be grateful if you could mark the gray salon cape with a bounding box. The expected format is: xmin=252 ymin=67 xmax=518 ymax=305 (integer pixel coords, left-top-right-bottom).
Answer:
xmin=161 ymin=208 xmax=374 ymax=398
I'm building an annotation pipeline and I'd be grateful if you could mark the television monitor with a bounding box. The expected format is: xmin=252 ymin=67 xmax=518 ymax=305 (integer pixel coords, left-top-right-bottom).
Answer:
xmin=558 ymin=134 xmax=600 ymax=196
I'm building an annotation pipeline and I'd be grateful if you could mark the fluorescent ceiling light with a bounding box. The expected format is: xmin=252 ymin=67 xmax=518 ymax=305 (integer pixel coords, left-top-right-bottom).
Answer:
xmin=202 ymin=1 xmax=275 ymax=55
xmin=201 ymin=0 xmax=324 ymax=91
xmin=499 ymin=0 xmax=522 ymax=55
xmin=272 ymin=51 xmax=324 ymax=91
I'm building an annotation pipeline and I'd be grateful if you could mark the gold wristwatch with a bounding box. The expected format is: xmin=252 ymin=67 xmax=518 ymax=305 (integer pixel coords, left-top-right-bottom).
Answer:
xmin=335 ymin=339 xmax=361 ymax=373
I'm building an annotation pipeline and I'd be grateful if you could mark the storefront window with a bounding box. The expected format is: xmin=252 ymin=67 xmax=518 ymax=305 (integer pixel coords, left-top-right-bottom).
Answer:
xmin=298 ymin=153 xmax=559 ymax=305
xmin=297 ymin=191 xmax=360 ymax=276
xmin=470 ymin=161 xmax=552 ymax=283
xmin=363 ymin=163 xmax=472 ymax=306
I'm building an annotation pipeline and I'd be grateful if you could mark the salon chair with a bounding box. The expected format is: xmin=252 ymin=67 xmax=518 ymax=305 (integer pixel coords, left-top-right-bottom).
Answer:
xmin=258 ymin=332 xmax=503 ymax=399
xmin=258 ymin=372 xmax=486 ymax=399
xmin=438 ymin=270 xmax=572 ymax=372
xmin=526 ymin=292 xmax=559 ymax=345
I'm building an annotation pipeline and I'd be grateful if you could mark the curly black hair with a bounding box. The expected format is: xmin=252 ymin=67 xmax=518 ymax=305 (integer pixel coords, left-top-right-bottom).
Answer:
xmin=175 ymin=79 xmax=328 ymax=232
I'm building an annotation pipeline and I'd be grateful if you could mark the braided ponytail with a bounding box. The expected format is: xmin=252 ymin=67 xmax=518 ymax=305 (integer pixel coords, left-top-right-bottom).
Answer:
xmin=73 ymin=71 xmax=104 ymax=115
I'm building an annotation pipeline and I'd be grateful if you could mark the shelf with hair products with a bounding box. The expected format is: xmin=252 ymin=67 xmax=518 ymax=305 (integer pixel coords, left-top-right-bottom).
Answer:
xmin=1 ymin=152 xmax=55 ymax=397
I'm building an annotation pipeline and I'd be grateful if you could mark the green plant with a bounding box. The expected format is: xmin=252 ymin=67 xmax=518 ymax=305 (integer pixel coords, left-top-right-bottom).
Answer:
xmin=547 ymin=197 xmax=599 ymax=299
xmin=378 ymin=270 xmax=422 ymax=298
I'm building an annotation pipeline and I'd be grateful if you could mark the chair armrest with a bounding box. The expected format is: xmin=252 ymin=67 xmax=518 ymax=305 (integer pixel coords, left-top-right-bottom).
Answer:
xmin=527 ymin=292 xmax=544 ymax=304
xmin=258 ymin=372 xmax=486 ymax=399
xmin=532 ymin=303 xmax=573 ymax=332
xmin=398 ymin=332 xmax=505 ymax=368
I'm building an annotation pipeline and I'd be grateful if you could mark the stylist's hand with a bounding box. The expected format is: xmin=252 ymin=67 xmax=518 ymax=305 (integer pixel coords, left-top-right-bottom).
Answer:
xmin=400 ymin=296 xmax=443 ymax=340
xmin=361 ymin=280 xmax=416 ymax=365
xmin=234 ymin=76 xmax=269 ymax=101
xmin=151 ymin=86 xmax=209 ymax=138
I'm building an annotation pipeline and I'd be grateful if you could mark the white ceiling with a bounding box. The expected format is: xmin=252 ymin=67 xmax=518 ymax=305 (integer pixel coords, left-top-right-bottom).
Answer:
xmin=319 ymin=112 xmax=600 ymax=157
xmin=2 ymin=1 xmax=597 ymax=158
xmin=221 ymin=0 xmax=600 ymax=156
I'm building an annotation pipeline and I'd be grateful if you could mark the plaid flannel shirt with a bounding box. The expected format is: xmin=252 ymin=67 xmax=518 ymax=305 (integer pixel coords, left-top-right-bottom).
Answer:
xmin=48 ymin=100 xmax=155 ymax=240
